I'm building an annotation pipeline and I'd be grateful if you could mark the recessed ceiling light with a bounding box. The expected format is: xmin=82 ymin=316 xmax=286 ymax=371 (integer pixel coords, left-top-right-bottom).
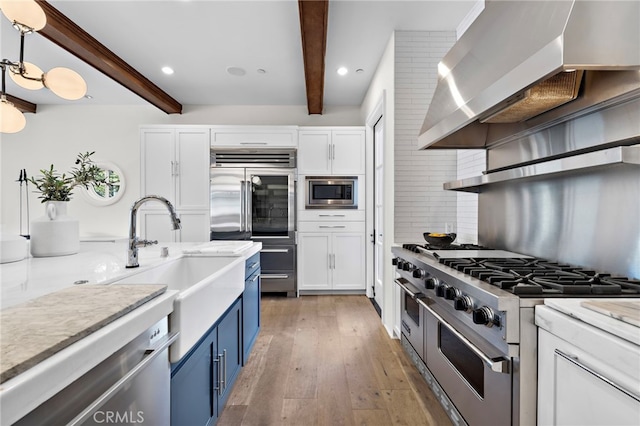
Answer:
xmin=356 ymin=69 xmax=364 ymax=74
xmin=257 ymin=68 xmax=266 ymax=74
xmin=162 ymin=66 xmax=174 ymax=75
xmin=337 ymin=67 xmax=348 ymax=76
xmin=227 ymin=66 xmax=246 ymax=76
xmin=84 ymin=94 xmax=93 ymax=99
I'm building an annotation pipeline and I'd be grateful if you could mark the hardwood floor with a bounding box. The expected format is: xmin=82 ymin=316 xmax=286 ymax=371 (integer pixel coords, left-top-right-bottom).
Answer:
xmin=218 ymin=295 xmax=452 ymax=426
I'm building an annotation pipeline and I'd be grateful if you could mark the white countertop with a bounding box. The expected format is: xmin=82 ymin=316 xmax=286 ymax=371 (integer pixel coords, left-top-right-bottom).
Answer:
xmin=536 ymin=298 xmax=640 ymax=346
xmin=1 ymin=240 xmax=261 ymax=309
xmin=0 ymin=239 xmax=261 ymax=424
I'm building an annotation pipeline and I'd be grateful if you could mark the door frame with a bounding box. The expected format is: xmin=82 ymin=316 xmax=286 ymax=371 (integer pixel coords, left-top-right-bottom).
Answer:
xmin=365 ymin=93 xmax=385 ymax=313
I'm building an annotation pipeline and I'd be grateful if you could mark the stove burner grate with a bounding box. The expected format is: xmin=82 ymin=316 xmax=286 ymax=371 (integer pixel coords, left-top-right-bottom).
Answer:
xmin=438 ymin=257 xmax=639 ymax=296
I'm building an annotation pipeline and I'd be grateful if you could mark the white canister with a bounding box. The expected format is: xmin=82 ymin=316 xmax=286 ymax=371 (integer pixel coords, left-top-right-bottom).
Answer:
xmin=30 ymin=201 xmax=79 ymax=257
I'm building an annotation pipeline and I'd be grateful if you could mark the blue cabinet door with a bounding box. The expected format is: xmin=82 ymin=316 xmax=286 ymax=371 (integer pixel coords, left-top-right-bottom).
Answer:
xmin=216 ymin=298 xmax=242 ymax=411
xmin=243 ymin=269 xmax=261 ymax=364
xmin=171 ymin=329 xmax=216 ymax=426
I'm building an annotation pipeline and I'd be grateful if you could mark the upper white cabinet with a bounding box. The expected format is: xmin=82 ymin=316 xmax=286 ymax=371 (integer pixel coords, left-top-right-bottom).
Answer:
xmin=298 ymin=128 xmax=365 ymax=175
xmin=211 ymin=126 xmax=298 ymax=148
xmin=141 ymin=127 xmax=210 ymax=210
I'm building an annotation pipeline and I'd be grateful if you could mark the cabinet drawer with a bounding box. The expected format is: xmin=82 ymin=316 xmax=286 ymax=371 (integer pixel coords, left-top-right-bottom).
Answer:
xmin=245 ymin=252 xmax=260 ymax=278
xmin=297 ymin=210 xmax=365 ymax=222
xmin=260 ymin=245 xmax=295 ymax=271
xmin=211 ymin=127 xmax=298 ymax=148
xmin=297 ymin=221 xmax=366 ymax=233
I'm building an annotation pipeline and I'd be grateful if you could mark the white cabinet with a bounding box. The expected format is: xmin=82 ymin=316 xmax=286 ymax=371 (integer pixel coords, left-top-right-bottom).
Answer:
xmin=297 ymin=221 xmax=366 ymax=291
xmin=298 ymin=128 xmax=365 ymax=175
xmin=536 ymin=303 xmax=640 ymax=426
xmin=140 ymin=127 xmax=210 ymax=242
xmin=210 ymin=126 xmax=298 ymax=148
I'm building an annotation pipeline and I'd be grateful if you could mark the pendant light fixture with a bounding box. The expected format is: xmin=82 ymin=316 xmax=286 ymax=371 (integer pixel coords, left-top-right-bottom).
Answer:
xmin=0 ymin=0 xmax=87 ymax=133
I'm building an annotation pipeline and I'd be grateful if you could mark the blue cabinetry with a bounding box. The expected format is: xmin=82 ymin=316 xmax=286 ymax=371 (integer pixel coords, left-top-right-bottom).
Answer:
xmin=243 ymin=252 xmax=261 ymax=364
xmin=171 ymin=298 xmax=241 ymax=426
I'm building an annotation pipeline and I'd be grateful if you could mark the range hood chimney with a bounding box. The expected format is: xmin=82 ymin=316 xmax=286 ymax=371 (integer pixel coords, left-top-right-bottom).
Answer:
xmin=419 ymin=0 xmax=640 ymax=150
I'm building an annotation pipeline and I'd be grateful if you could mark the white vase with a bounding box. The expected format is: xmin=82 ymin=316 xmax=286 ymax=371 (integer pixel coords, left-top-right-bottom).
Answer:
xmin=30 ymin=201 xmax=79 ymax=257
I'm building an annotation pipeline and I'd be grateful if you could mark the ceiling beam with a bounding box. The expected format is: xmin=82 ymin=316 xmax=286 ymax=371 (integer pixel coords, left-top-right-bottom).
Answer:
xmin=6 ymin=95 xmax=37 ymax=114
xmin=298 ymin=0 xmax=329 ymax=114
xmin=35 ymin=0 xmax=182 ymax=114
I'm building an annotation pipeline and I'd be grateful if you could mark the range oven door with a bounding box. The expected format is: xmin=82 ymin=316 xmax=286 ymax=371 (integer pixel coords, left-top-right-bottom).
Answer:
xmin=421 ymin=301 xmax=512 ymax=426
xmin=396 ymin=278 xmax=425 ymax=361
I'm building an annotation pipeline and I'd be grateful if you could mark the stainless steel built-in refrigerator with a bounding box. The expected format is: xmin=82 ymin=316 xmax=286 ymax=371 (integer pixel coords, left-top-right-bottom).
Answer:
xmin=210 ymin=150 xmax=297 ymax=296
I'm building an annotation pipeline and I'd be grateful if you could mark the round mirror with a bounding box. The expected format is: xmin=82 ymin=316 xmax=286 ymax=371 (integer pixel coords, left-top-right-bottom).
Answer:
xmin=81 ymin=161 xmax=126 ymax=206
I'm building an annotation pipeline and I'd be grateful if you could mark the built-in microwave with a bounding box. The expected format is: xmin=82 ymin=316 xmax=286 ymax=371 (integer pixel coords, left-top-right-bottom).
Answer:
xmin=305 ymin=176 xmax=358 ymax=209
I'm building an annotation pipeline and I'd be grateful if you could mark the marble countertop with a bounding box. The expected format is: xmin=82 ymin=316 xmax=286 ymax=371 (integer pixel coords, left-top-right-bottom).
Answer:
xmin=537 ymin=298 xmax=640 ymax=346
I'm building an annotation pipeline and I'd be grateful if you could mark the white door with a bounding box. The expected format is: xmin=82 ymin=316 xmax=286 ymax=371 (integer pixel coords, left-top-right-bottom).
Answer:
xmin=297 ymin=130 xmax=331 ymax=174
xmin=373 ymin=116 xmax=384 ymax=310
xmin=331 ymin=130 xmax=365 ymax=175
xmin=297 ymin=233 xmax=332 ymax=290
xmin=141 ymin=129 xmax=175 ymax=204
xmin=175 ymin=128 xmax=210 ymax=210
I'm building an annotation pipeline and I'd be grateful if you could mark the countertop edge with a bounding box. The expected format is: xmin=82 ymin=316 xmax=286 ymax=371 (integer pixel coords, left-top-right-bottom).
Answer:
xmin=0 ymin=290 xmax=178 ymax=425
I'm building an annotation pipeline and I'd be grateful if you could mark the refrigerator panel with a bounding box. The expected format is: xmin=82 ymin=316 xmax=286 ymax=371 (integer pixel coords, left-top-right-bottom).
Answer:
xmin=210 ymin=168 xmax=249 ymax=240
xmin=246 ymin=168 xmax=295 ymax=238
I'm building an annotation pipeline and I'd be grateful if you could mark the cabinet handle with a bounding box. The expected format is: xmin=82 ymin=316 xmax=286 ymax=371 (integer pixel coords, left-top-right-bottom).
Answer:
xmin=247 ymin=261 xmax=260 ymax=270
xmin=217 ymin=351 xmax=225 ymax=395
xmin=332 ymin=143 xmax=336 ymax=160
xmin=319 ymin=225 xmax=346 ymax=229
xmin=222 ymin=349 xmax=227 ymax=392
xmin=240 ymin=142 xmax=268 ymax=145
xmin=213 ymin=354 xmax=221 ymax=394
xmin=170 ymin=161 xmax=175 ymax=176
xmin=260 ymin=249 xmax=289 ymax=253
xmin=332 ymin=253 xmax=336 ymax=269
xmin=67 ymin=332 xmax=179 ymax=426
xmin=328 ymin=143 xmax=332 ymax=161
xmin=260 ymin=274 xmax=289 ymax=279
xmin=318 ymin=214 xmax=346 ymax=217
xmin=174 ymin=161 xmax=179 ymax=176
xmin=250 ymin=274 xmax=259 ymax=282
xmin=554 ymin=349 xmax=640 ymax=402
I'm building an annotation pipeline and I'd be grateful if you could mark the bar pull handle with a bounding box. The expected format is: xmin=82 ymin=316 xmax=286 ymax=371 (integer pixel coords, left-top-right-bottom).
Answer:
xmin=67 ymin=332 xmax=179 ymax=426
xmin=240 ymin=181 xmax=246 ymax=233
xmin=332 ymin=143 xmax=336 ymax=160
xmin=260 ymin=249 xmax=289 ymax=253
xmin=222 ymin=349 xmax=227 ymax=392
xmin=318 ymin=214 xmax=346 ymax=217
xmin=247 ymin=262 xmax=260 ymax=271
xmin=393 ymin=278 xmax=423 ymax=299
xmin=170 ymin=161 xmax=175 ymax=176
xmin=240 ymin=142 xmax=268 ymax=145
xmin=260 ymin=274 xmax=289 ymax=279
xmin=554 ymin=349 xmax=640 ymax=402
xmin=416 ymin=297 xmax=510 ymax=374
xmin=319 ymin=225 xmax=346 ymax=229
xmin=328 ymin=143 xmax=332 ymax=161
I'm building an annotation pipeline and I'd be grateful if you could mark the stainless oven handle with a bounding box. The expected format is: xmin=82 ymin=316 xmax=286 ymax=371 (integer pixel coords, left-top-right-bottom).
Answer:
xmin=245 ymin=179 xmax=252 ymax=234
xmin=416 ymin=298 xmax=510 ymax=374
xmin=260 ymin=248 xmax=289 ymax=253
xmin=240 ymin=181 xmax=246 ymax=233
xmin=260 ymin=274 xmax=289 ymax=279
xmin=67 ymin=331 xmax=179 ymax=426
xmin=394 ymin=278 xmax=423 ymax=299
xmin=554 ymin=349 xmax=640 ymax=402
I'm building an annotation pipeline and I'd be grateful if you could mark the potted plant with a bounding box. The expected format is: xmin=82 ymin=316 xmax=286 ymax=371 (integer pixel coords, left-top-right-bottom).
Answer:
xmin=29 ymin=151 xmax=105 ymax=202
xmin=28 ymin=152 xmax=105 ymax=257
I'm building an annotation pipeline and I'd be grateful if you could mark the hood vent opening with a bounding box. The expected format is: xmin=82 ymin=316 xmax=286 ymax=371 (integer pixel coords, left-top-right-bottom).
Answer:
xmin=481 ymin=70 xmax=584 ymax=124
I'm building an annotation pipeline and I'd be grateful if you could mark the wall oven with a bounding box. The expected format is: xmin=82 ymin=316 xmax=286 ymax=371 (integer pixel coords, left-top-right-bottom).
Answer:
xmin=305 ymin=176 xmax=357 ymax=209
xmin=396 ymin=277 xmax=425 ymax=361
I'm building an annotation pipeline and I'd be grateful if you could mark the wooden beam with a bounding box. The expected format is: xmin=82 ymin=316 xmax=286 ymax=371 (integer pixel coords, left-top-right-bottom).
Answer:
xmin=6 ymin=95 xmax=37 ymax=114
xmin=298 ymin=0 xmax=328 ymax=115
xmin=35 ymin=1 xmax=182 ymax=114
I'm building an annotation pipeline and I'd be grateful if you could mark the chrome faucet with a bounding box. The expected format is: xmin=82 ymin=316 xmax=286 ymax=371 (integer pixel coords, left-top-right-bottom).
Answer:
xmin=126 ymin=195 xmax=181 ymax=268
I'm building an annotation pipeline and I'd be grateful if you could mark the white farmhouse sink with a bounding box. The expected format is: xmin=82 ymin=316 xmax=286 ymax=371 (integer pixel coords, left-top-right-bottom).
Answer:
xmin=110 ymin=255 xmax=245 ymax=362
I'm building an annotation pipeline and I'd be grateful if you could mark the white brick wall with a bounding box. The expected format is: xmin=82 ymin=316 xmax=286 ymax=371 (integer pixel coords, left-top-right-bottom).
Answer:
xmin=456 ymin=150 xmax=486 ymax=244
xmin=394 ymin=31 xmax=458 ymax=244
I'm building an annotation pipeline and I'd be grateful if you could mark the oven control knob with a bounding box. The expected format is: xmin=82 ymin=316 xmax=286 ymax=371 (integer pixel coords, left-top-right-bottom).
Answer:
xmin=412 ymin=269 xmax=426 ymax=279
xmin=403 ymin=262 xmax=412 ymax=271
xmin=444 ymin=287 xmax=461 ymax=300
xmin=392 ymin=257 xmax=399 ymax=266
xmin=396 ymin=260 xmax=404 ymax=270
xmin=472 ymin=306 xmax=496 ymax=327
xmin=454 ymin=295 xmax=473 ymax=312
xmin=424 ymin=277 xmax=439 ymax=289
xmin=435 ymin=284 xmax=449 ymax=298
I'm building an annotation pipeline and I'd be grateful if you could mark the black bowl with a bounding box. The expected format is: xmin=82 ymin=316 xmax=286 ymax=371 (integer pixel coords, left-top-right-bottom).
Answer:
xmin=423 ymin=232 xmax=457 ymax=246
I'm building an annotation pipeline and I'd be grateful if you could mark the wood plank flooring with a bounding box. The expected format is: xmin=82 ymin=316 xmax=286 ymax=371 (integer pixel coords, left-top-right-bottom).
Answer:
xmin=218 ymin=295 xmax=452 ymax=426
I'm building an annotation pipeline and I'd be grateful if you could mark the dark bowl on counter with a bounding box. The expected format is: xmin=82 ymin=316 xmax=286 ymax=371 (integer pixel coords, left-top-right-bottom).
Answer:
xmin=423 ymin=232 xmax=457 ymax=246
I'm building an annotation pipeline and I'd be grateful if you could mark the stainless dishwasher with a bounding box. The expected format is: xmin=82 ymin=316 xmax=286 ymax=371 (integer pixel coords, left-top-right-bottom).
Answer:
xmin=14 ymin=318 xmax=178 ymax=426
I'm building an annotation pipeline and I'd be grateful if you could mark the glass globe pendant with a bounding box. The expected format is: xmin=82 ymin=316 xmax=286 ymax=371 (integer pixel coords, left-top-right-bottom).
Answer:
xmin=0 ymin=98 xmax=27 ymax=133
xmin=43 ymin=67 xmax=87 ymax=100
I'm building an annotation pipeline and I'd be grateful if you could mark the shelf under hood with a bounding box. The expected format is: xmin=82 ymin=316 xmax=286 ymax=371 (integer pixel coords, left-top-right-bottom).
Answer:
xmin=444 ymin=144 xmax=640 ymax=192
xmin=419 ymin=0 xmax=640 ymax=150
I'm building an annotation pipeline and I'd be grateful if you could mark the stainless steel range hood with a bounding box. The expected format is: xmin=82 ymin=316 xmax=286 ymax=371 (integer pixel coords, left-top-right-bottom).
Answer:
xmin=419 ymin=0 xmax=640 ymax=150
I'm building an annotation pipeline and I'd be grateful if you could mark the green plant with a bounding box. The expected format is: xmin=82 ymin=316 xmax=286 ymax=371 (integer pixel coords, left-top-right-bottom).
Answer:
xmin=29 ymin=152 xmax=106 ymax=203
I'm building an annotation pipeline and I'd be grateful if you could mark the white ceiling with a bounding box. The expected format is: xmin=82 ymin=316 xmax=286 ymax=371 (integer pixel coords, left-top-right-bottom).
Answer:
xmin=1 ymin=0 xmax=477 ymax=110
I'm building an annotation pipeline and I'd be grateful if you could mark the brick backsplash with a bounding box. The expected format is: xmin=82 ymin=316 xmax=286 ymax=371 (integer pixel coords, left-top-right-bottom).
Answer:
xmin=393 ymin=31 xmax=460 ymax=244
